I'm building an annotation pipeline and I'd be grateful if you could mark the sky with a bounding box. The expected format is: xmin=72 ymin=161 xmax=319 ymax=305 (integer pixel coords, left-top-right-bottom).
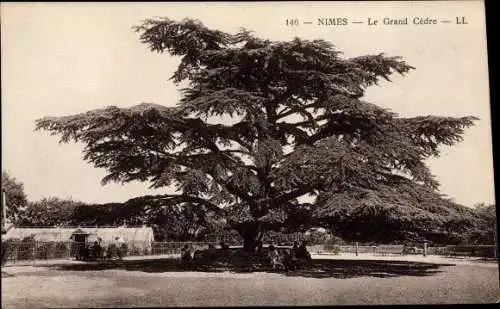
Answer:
xmin=1 ymin=1 xmax=494 ymax=207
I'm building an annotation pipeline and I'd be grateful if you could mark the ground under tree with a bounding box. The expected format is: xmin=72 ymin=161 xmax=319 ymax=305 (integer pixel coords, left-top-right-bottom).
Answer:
xmin=37 ymin=18 xmax=479 ymax=252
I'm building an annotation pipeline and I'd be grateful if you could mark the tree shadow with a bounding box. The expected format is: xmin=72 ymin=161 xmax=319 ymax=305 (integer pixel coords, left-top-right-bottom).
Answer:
xmin=464 ymin=257 xmax=499 ymax=264
xmin=278 ymin=259 xmax=454 ymax=279
xmin=47 ymin=258 xmax=224 ymax=273
xmin=1 ymin=270 xmax=14 ymax=277
xmin=45 ymin=258 xmax=455 ymax=279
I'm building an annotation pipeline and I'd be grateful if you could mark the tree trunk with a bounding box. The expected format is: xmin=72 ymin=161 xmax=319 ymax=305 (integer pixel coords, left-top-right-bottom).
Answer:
xmin=239 ymin=222 xmax=262 ymax=252
xmin=243 ymin=233 xmax=259 ymax=252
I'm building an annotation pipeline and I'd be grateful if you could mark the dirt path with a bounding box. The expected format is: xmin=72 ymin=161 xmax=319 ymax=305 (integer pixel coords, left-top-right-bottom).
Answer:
xmin=2 ymin=257 xmax=498 ymax=307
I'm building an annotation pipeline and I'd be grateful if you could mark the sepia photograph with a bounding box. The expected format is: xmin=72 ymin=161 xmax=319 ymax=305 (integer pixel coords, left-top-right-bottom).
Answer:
xmin=1 ymin=1 xmax=498 ymax=307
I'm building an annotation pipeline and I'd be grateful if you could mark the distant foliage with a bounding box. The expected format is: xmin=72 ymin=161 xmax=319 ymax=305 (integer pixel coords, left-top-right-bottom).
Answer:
xmin=36 ymin=17 xmax=479 ymax=248
xmin=17 ymin=197 xmax=85 ymax=227
xmin=1 ymin=171 xmax=28 ymax=224
xmin=67 ymin=196 xmax=224 ymax=241
xmin=467 ymin=203 xmax=497 ymax=245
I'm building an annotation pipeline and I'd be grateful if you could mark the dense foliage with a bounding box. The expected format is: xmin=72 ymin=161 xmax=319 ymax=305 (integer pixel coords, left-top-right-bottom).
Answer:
xmin=16 ymin=197 xmax=85 ymax=227
xmin=1 ymin=170 xmax=28 ymax=226
xmin=466 ymin=203 xmax=497 ymax=245
xmin=70 ymin=195 xmax=225 ymax=241
xmin=19 ymin=197 xmax=224 ymax=241
xmin=36 ymin=18 xmax=479 ymax=250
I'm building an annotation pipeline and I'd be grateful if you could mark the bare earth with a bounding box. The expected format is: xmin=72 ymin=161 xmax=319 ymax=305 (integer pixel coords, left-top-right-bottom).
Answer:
xmin=2 ymin=254 xmax=499 ymax=308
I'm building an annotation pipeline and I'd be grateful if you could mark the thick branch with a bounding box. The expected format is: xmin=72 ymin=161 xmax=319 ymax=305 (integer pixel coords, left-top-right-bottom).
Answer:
xmin=145 ymin=194 xmax=226 ymax=215
xmin=273 ymin=183 xmax=320 ymax=206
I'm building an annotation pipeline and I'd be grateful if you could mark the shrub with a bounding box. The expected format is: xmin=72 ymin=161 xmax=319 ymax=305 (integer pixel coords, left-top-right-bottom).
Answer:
xmin=2 ymin=239 xmax=72 ymax=262
xmin=332 ymin=246 xmax=341 ymax=255
xmin=107 ymin=243 xmax=118 ymax=258
xmin=16 ymin=235 xmax=36 ymax=260
xmin=35 ymin=242 xmax=56 ymax=260
xmin=323 ymin=244 xmax=341 ymax=255
xmin=32 ymin=241 xmax=70 ymax=260
xmin=53 ymin=242 xmax=70 ymax=259
xmin=1 ymin=240 xmax=13 ymax=265
xmin=120 ymin=243 xmax=129 ymax=256
xmin=128 ymin=246 xmax=143 ymax=256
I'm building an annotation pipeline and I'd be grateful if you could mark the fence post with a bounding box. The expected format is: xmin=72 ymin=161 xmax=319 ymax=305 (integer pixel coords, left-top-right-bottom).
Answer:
xmin=355 ymin=242 xmax=359 ymax=256
xmin=32 ymin=241 xmax=36 ymax=262
xmin=14 ymin=244 xmax=19 ymax=263
xmin=494 ymin=224 xmax=498 ymax=258
xmin=2 ymin=189 xmax=6 ymax=233
xmin=423 ymin=241 xmax=427 ymax=257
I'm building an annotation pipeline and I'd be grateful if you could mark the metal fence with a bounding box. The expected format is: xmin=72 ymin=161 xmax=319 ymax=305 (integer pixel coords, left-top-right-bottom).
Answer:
xmin=151 ymin=242 xmax=215 ymax=256
xmin=309 ymin=244 xmax=408 ymax=255
xmin=2 ymin=239 xmax=497 ymax=263
xmin=2 ymin=240 xmax=73 ymax=261
xmin=308 ymin=244 xmax=497 ymax=258
xmin=1 ymin=240 xmax=219 ymax=262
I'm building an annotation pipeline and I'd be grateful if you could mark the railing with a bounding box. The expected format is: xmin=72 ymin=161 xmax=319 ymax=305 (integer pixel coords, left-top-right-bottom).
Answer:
xmin=308 ymin=244 xmax=406 ymax=256
xmin=1 ymin=240 xmax=219 ymax=263
xmin=2 ymin=240 xmax=497 ymax=263
xmin=443 ymin=245 xmax=497 ymax=258
xmin=308 ymin=244 xmax=497 ymax=258
xmin=151 ymin=242 xmax=215 ymax=256
xmin=2 ymin=240 xmax=73 ymax=262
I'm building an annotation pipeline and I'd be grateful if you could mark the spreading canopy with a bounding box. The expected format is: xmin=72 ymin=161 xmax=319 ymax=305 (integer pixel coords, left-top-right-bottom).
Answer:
xmin=36 ymin=18 xmax=479 ymax=247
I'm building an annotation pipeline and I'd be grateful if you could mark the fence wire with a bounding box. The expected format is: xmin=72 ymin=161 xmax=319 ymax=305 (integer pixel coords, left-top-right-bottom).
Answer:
xmin=1 ymin=239 xmax=497 ymax=263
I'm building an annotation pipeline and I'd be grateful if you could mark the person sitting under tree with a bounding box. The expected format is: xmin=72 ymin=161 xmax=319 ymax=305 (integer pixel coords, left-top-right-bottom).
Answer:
xmin=181 ymin=245 xmax=193 ymax=269
xmin=257 ymin=240 xmax=264 ymax=253
xmin=219 ymin=241 xmax=229 ymax=251
xmin=283 ymin=249 xmax=297 ymax=271
xmin=91 ymin=241 xmax=102 ymax=260
xmin=268 ymin=245 xmax=281 ymax=270
xmin=115 ymin=236 xmax=126 ymax=260
xmin=295 ymin=241 xmax=312 ymax=266
xmin=292 ymin=241 xmax=299 ymax=256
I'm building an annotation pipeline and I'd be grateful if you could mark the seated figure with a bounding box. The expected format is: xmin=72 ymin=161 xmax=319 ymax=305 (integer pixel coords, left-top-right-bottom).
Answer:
xmin=296 ymin=242 xmax=312 ymax=262
xmin=181 ymin=245 xmax=193 ymax=269
xmin=267 ymin=245 xmax=281 ymax=270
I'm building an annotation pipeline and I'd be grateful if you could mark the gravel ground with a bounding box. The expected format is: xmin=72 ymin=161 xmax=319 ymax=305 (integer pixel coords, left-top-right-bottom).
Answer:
xmin=2 ymin=256 xmax=499 ymax=307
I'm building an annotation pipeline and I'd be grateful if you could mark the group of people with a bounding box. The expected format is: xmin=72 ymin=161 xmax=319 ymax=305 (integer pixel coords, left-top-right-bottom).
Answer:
xmin=90 ymin=240 xmax=103 ymax=258
xmin=76 ymin=236 xmax=127 ymax=261
xmin=180 ymin=242 xmax=229 ymax=269
xmin=268 ymin=241 xmax=312 ymax=270
xmin=181 ymin=244 xmax=194 ymax=268
xmin=179 ymin=241 xmax=312 ymax=271
xmin=75 ymin=238 xmax=104 ymax=260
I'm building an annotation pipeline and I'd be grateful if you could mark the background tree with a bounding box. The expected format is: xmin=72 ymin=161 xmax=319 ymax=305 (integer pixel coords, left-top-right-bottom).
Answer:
xmin=1 ymin=170 xmax=28 ymax=224
xmin=67 ymin=196 xmax=224 ymax=241
xmin=37 ymin=18 xmax=479 ymax=251
xmin=466 ymin=203 xmax=497 ymax=245
xmin=151 ymin=201 xmax=226 ymax=241
xmin=17 ymin=197 xmax=85 ymax=227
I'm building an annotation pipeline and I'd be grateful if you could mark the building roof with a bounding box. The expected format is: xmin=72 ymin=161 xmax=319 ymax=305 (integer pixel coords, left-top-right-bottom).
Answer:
xmin=3 ymin=227 xmax=155 ymax=245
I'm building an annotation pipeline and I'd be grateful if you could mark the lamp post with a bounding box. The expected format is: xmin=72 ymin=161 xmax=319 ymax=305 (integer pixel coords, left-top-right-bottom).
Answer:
xmin=494 ymin=218 xmax=498 ymax=259
xmin=2 ymin=189 xmax=6 ymax=233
